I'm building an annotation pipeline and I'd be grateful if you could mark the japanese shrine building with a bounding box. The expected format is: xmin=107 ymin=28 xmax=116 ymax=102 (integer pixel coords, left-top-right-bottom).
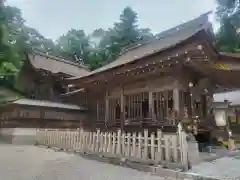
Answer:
xmin=63 ymin=12 xmax=240 ymax=141
xmin=0 ymin=50 xmax=90 ymax=129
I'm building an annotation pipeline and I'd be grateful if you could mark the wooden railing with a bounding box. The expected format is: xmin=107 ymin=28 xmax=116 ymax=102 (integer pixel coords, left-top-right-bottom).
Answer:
xmin=35 ymin=125 xmax=189 ymax=168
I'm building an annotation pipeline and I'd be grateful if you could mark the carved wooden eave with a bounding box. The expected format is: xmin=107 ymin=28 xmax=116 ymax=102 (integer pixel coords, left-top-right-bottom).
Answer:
xmin=67 ymin=32 xmax=212 ymax=87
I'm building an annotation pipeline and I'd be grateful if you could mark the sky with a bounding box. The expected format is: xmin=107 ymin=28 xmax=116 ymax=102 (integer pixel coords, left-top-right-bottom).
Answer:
xmin=6 ymin=0 xmax=218 ymax=40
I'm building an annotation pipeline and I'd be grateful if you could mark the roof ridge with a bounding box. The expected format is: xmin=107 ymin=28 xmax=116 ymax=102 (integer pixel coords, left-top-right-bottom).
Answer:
xmin=155 ymin=11 xmax=211 ymax=40
xmin=119 ymin=12 xmax=211 ymax=56
xmin=31 ymin=49 xmax=90 ymax=71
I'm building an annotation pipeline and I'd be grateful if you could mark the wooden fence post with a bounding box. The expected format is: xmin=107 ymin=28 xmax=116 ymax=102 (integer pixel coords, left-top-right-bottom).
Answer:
xmin=107 ymin=132 xmax=112 ymax=153
xmin=164 ymin=135 xmax=170 ymax=162
xmin=156 ymin=129 xmax=162 ymax=163
xmin=112 ymin=132 xmax=116 ymax=154
xmin=127 ymin=132 xmax=131 ymax=157
xmin=132 ymin=132 xmax=136 ymax=157
xmin=150 ymin=132 xmax=155 ymax=160
xmin=57 ymin=130 xmax=59 ymax=147
xmin=138 ymin=132 xmax=142 ymax=159
xmin=116 ymin=129 xmax=121 ymax=155
xmin=172 ymin=135 xmax=178 ymax=162
xmin=99 ymin=132 xmax=103 ymax=153
xmin=121 ymin=131 xmax=126 ymax=156
xmin=103 ymin=132 xmax=108 ymax=153
xmin=178 ymin=123 xmax=188 ymax=169
xmin=52 ymin=130 xmax=55 ymax=147
xmin=96 ymin=129 xmax=100 ymax=152
xmin=92 ymin=132 xmax=96 ymax=152
xmin=60 ymin=131 xmax=64 ymax=149
xmin=77 ymin=129 xmax=80 ymax=150
xmin=79 ymin=128 xmax=84 ymax=150
xmin=143 ymin=129 xmax=148 ymax=160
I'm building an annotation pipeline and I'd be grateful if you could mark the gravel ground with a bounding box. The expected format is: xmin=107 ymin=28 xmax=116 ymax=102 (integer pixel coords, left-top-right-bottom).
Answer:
xmin=189 ymin=151 xmax=240 ymax=180
xmin=0 ymin=144 xmax=170 ymax=180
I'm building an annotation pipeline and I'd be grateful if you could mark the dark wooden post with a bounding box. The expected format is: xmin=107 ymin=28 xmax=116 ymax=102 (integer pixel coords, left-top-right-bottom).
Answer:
xmin=173 ymin=86 xmax=180 ymax=125
xmin=120 ymin=87 xmax=124 ymax=130
xmin=105 ymin=91 xmax=109 ymax=127
xmin=148 ymin=91 xmax=153 ymax=124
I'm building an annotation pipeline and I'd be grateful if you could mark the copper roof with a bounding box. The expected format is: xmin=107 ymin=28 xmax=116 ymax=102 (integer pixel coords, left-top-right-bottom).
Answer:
xmin=69 ymin=12 xmax=212 ymax=81
xmin=214 ymin=91 xmax=240 ymax=106
xmin=28 ymin=51 xmax=90 ymax=77
xmin=11 ymin=98 xmax=85 ymax=110
xmin=61 ymin=88 xmax=85 ymax=96
xmin=220 ymin=52 xmax=240 ymax=59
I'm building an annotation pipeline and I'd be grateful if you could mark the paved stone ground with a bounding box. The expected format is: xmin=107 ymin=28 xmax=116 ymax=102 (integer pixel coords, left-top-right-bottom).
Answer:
xmin=0 ymin=144 xmax=171 ymax=180
xmin=189 ymin=151 xmax=240 ymax=180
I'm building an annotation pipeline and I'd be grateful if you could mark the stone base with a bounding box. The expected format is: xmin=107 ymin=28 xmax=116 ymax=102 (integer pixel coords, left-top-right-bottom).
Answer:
xmin=0 ymin=128 xmax=37 ymax=145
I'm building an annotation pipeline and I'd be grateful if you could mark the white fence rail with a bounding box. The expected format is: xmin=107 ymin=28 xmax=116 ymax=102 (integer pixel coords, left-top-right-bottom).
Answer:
xmin=36 ymin=125 xmax=188 ymax=168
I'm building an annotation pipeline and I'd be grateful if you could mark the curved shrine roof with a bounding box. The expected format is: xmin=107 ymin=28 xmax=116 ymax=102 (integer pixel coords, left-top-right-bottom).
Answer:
xmin=68 ymin=12 xmax=213 ymax=81
xmin=27 ymin=51 xmax=90 ymax=77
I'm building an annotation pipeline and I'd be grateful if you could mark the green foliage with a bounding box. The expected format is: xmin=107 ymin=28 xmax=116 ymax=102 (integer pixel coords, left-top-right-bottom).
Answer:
xmin=54 ymin=6 xmax=153 ymax=70
xmin=0 ymin=2 xmax=57 ymax=89
xmin=2 ymin=0 xmax=240 ymax=81
xmin=215 ymin=0 xmax=240 ymax=52
xmin=0 ymin=4 xmax=155 ymax=76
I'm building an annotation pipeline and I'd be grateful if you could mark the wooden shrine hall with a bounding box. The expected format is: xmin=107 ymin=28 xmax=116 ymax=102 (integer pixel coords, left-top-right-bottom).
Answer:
xmin=63 ymin=12 xmax=240 ymax=140
xmin=0 ymin=50 xmax=90 ymax=129
xmin=0 ymin=99 xmax=87 ymax=128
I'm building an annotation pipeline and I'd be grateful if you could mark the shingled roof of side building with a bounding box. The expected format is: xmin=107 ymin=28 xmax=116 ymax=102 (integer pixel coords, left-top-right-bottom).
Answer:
xmin=68 ymin=11 xmax=213 ymax=80
xmin=26 ymin=50 xmax=90 ymax=77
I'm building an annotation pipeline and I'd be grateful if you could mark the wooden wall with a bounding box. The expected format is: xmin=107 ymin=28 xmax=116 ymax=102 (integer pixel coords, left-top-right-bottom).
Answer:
xmin=0 ymin=105 xmax=88 ymax=129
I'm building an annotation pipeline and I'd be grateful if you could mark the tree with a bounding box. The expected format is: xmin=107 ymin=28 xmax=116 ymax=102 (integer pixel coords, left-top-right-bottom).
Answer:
xmin=216 ymin=17 xmax=240 ymax=52
xmin=0 ymin=2 xmax=19 ymax=76
xmin=0 ymin=4 xmax=154 ymax=73
xmin=114 ymin=6 xmax=140 ymax=48
xmin=215 ymin=0 xmax=240 ymax=52
xmin=86 ymin=6 xmax=153 ymax=69
xmin=56 ymin=29 xmax=90 ymax=64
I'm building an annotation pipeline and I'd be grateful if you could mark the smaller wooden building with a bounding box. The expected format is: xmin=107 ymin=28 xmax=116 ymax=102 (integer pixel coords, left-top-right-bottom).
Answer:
xmin=0 ymin=50 xmax=91 ymax=129
xmin=16 ymin=50 xmax=90 ymax=101
xmin=0 ymin=98 xmax=88 ymax=128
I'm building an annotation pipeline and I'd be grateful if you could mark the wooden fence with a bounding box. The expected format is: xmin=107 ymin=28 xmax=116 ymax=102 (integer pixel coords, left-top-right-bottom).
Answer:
xmin=35 ymin=124 xmax=189 ymax=168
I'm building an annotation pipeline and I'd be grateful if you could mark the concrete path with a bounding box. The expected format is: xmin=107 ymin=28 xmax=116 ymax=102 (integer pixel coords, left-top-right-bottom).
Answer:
xmin=189 ymin=151 xmax=240 ymax=180
xmin=0 ymin=144 xmax=170 ymax=180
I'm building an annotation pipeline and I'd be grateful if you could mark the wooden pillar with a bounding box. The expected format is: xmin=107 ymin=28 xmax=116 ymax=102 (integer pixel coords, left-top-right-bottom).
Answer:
xmin=173 ymin=88 xmax=180 ymax=124
xmin=120 ymin=87 xmax=124 ymax=129
xmin=97 ymin=100 xmax=99 ymax=121
xmin=148 ymin=91 xmax=153 ymax=120
xmin=173 ymin=81 xmax=180 ymax=125
xmin=105 ymin=91 xmax=109 ymax=126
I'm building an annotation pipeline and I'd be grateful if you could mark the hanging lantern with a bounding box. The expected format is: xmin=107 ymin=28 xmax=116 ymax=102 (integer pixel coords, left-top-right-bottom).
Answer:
xmin=214 ymin=109 xmax=227 ymax=127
